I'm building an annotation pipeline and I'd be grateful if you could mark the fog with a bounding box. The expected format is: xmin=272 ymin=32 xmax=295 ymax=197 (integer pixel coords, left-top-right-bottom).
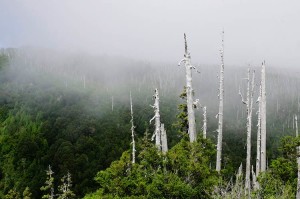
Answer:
xmin=1 ymin=0 xmax=300 ymax=68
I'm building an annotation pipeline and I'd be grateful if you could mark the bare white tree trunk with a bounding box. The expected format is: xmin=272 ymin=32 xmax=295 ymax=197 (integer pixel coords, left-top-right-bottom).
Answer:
xmin=130 ymin=92 xmax=136 ymax=164
xmin=260 ymin=61 xmax=267 ymax=172
xmin=296 ymin=115 xmax=298 ymax=137
xmin=239 ymin=69 xmax=255 ymax=195
xmin=236 ymin=163 xmax=243 ymax=184
xmin=252 ymin=165 xmax=258 ymax=190
xmin=150 ymin=88 xmax=161 ymax=150
xmin=256 ymin=86 xmax=262 ymax=177
xmin=160 ymin=123 xmax=168 ymax=154
xmin=297 ymin=146 xmax=300 ymax=199
xmin=203 ymin=106 xmax=207 ymax=139
xmin=298 ymin=94 xmax=300 ymax=112
xmin=297 ymin=114 xmax=300 ymax=199
xmin=216 ymin=31 xmax=225 ymax=172
xmin=178 ymin=34 xmax=198 ymax=142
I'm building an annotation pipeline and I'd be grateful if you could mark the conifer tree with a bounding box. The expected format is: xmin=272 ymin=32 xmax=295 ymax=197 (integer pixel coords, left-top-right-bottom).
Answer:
xmin=40 ymin=165 xmax=55 ymax=199
xmin=58 ymin=172 xmax=75 ymax=199
xmin=23 ymin=187 xmax=32 ymax=199
xmin=5 ymin=189 xmax=20 ymax=199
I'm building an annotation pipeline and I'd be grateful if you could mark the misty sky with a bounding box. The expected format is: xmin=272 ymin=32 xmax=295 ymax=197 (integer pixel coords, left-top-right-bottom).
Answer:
xmin=0 ymin=0 xmax=299 ymax=68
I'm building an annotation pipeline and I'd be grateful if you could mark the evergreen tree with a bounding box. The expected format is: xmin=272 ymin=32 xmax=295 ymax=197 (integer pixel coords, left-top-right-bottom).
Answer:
xmin=23 ymin=187 xmax=32 ymax=199
xmin=58 ymin=172 xmax=75 ymax=199
xmin=174 ymin=87 xmax=188 ymax=136
xmin=5 ymin=189 xmax=20 ymax=199
xmin=40 ymin=165 xmax=55 ymax=199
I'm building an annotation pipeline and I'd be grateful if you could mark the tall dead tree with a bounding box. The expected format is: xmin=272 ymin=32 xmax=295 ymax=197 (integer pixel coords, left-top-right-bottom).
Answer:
xmin=256 ymin=86 xmax=262 ymax=176
xmin=130 ymin=92 xmax=136 ymax=163
xmin=297 ymin=146 xmax=300 ymax=199
xmin=296 ymin=114 xmax=300 ymax=199
xmin=160 ymin=123 xmax=168 ymax=154
xmin=216 ymin=30 xmax=225 ymax=172
xmin=203 ymin=106 xmax=207 ymax=139
xmin=239 ymin=69 xmax=255 ymax=195
xmin=260 ymin=61 xmax=267 ymax=172
xmin=150 ymin=88 xmax=161 ymax=150
xmin=296 ymin=115 xmax=298 ymax=137
xmin=178 ymin=34 xmax=199 ymax=142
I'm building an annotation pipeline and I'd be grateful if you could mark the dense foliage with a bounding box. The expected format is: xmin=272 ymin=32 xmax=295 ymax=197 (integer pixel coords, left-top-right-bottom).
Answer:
xmin=0 ymin=50 xmax=300 ymax=198
xmin=85 ymin=136 xmax=218 ymax=199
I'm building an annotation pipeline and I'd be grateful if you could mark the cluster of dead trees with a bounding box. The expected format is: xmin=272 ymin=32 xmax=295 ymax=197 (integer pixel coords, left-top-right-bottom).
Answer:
xmin=128 ymin=32 xmax=300 ymax=198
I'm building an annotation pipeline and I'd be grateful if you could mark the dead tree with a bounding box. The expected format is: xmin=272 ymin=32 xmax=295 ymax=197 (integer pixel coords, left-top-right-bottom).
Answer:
xmin=296 ymin=115 xmax=298 ymax=137
xmin=296 ymin=114 xmax=300 ymax=199
xmin=216 ymin=30 xmax=225 ymax=172
xmin=256 ymin=85 xmax=262 ymax=177
xmin=203 ymin=106 xmax=207 ymax=139
xmin=260 ymin=61 xmax=267 ymax=172
xmin=239 ymin=69 xmax=255 ymax=196
xmin=160 ymin=123 xmax=168 ymax=154
xmin=130 ymin=92 xmax=136 ymax=163
xmin=150 ymin=88 xmax=161 ymax=150
xmin=178 ymin=34 xmax=199 ymax=142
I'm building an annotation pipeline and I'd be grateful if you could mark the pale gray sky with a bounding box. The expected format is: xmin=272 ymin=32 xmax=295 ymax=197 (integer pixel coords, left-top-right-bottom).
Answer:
xmin=0 ymin=0 xmax=299 ymax=67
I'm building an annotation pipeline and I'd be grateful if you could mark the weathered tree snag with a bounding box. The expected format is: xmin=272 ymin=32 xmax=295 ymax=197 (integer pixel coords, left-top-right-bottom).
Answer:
xmin=161 ymin=123 xmax=168 ymax=154
xmin=296 ymin=115 xmax=298 ymax=137
xmin=296 ymin=114 xmax=300 ymax=199
xmin=216 ymin=30 xmax=225 ymax=172
xmin=150 ymin=88 xmax=161 ymax=150
xmin=260 ymin=61 xmax=267 ymax=172
xmin=130 ymin=92 xmax=136 ymax=163
xmin=239 ymin=69 xmax=255 ymax=196
xmin=256 ymin=85 xmax=262 ymax=177
xmin=178 ymin=34 xmax=198 ymax=142
xmin=203 ymin=106 xmax=207 ymax=139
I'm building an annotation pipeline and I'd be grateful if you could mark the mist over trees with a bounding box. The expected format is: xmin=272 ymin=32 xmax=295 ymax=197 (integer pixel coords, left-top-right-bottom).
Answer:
xmin=0 ymin=45 xmax=300 ymax=198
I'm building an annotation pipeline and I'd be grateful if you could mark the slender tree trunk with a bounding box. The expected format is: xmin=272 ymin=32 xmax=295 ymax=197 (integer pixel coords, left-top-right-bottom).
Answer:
xmin=239 ymin=69 xmax=255 ymax=196
xmin=178 ymin=34 xmax=197 ymax=142
xmin=297 ymin=146 xmax=300 ymax=199
xmin=256 ymin=86 xmax=262 ymax=177
xmin=150 ymin=88 xmax=161 ymax=150
xmin=260 ymin=62 xmax=267 ymax=172
xmin=161 ymin=123 xmax=168 ymax=154
xmin=216 ymin=31 xmax=225 ymax=172
xmin=252 ymin=165 xmax=258 ymax=190
xmin=130 ymin=92 xmax=136 ymax=163
xmin=203 ymin=106 xmax=207 ymax=139
xmin=296 ymin=115 xmax=298 ymax=137
xmin=297 ymin=114 xmax=300 ymax=199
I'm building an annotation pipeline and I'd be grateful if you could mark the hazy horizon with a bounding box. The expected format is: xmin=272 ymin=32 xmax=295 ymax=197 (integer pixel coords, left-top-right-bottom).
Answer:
xmin=1 ymin=0 xmax=300 ymax=68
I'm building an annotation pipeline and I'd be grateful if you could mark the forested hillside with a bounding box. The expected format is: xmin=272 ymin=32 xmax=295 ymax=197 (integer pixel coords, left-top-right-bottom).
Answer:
xmin=0 ymin=48 xmax=299 ymax=198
